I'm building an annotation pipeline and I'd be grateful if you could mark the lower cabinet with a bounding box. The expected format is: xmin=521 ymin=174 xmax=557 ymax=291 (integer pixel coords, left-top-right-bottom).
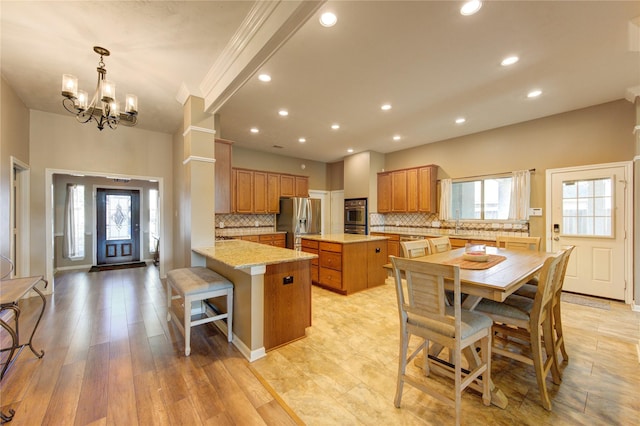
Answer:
xmin=263 ymin=260 xmax=311 ymax=350
xmin=302 ymin=238 xmax=388 ymax=295
xmin=238 ymin=233 xmax=286 ymax=247
xmin=450 ymin=238 xmax=496 ymax=248
xmin=371 ymin=232 xmax=399 ymax=261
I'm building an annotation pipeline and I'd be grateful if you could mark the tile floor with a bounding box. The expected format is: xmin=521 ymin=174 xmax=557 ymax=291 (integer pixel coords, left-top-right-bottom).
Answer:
xmin=252 ymin=280 xmax=640 ymax=425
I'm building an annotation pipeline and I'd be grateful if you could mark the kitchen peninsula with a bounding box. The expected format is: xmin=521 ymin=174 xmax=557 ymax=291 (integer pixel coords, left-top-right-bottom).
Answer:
xmin=193 ymin=240 xmax=316 ymax=362
xmin=301 ymin=234 xmax=389 ymax=295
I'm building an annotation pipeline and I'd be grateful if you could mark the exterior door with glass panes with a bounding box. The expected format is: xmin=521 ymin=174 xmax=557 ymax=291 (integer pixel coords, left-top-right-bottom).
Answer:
xmin=549 ymin=164 xmax=627 ymax=300
xmin=96 ymin=188 xmax=140 ymax=265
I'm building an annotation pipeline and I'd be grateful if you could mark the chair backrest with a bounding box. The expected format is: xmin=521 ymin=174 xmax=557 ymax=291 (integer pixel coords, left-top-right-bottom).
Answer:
xmin=1 ymin=254 xmax=15 ymax=280
xmin=529 ymin=251 xmax=565 ymax=327
xmin=553 ymin=246 xmax=574 ymax=296
xmin=495 ymin=235 xmax=541 ymax=251
xmin=400 ymin=239 xmax=431 ymax=259
xmin=391 ymin=256 xmax=462 ymax=335
xmin=428 ymin=236 xmax=452 ymax=254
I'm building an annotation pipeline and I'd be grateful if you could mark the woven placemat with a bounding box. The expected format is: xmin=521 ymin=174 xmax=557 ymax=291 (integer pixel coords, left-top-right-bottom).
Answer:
xmin=442 ymin=254 xmax=507 ymax=270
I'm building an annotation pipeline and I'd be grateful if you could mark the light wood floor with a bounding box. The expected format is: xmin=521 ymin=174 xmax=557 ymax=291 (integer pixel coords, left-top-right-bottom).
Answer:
xmin=0 ymin=266 xmax=300 ymax=425
xmin=3 ymin=266 xmax=640 ymax=425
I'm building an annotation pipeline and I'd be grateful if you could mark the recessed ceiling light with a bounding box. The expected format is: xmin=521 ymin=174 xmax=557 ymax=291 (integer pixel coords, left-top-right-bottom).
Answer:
xmin=331 ymin=123 xmax=340 ymax=130
xmin=527 ymin=89 xmax=542 ymax=98
xmin=501 ymin=56 xmax=519 ymax=66
xmin=393 ymin=135 xmax=401 ymax=141
xmin=298 ymin=137 xmax=306 ymax=143
xmin=460 ymin=0 xmax=482 ymax=16
xmin=381 ymin=104 xmax=392 ymax=111
xmin=319 ymin=12 xmax=337 ymax=27
xmin=278 ymin=109 xmax=288 ymax=117
xmin=258 ymin=74 xmax=271 ymax=82
xmin=347 ymin=148 xmax=354 ymax=153
xmin=455 ymin=117 xmax=466 ymax=124
xmin=250 ymin=127 xmax=259 ymax=133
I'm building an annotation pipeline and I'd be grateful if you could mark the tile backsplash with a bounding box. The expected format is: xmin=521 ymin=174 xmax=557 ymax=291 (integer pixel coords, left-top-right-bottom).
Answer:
xmin=216 ymin=214 xmax=276 ymax=237
xmin=369 ymin=212 xmax=529 ymax=238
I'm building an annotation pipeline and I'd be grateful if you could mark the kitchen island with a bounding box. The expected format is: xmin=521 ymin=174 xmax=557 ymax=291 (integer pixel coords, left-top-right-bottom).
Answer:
xmin=193 ymin=240 xmax=316 ymax=362
xmin=301 ymin=234 xmax=389 ymax=295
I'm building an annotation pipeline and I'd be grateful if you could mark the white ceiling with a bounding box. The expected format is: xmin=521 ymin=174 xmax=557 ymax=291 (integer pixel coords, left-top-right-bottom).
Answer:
xmin=2 ymin=1 xmax=639 ymax=164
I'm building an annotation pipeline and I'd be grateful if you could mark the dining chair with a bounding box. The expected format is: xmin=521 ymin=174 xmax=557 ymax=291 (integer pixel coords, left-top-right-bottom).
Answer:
xmin=390 ymin=256 xmax=492 ymax=426
xmin=428 ymin=236 xmax=452 ymax=254
xmin=474 ymin=250 xmax=565 ymax=411
xmin=495 ymin=235 xmax=541 ymax=251
xmin=513 ymin=246 xmax=575 ymax=368
xmin=400 ymin=239 xmax=431 ymax=258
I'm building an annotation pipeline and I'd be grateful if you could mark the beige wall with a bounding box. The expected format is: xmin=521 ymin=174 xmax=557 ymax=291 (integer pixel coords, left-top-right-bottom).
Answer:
xmin=29 ymin=110 xmax=174 ymax=277
xmin=384 ymin=99 xmax=636 ymax=242
xmin=0 ymin=77 xmax=30 ymax=258
xmin=232 ymin=145 xmax=328 ymax=190
xmin=327 ymin=161 xmax=344 ymax=191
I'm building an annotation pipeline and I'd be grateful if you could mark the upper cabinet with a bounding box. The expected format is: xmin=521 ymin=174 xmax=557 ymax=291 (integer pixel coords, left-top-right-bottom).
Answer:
xmin=377 ymin=165 xmax=437 ymax=213
xmin=232 ymin=168 xmax=309 ymax=214
xmin=280 ymin=174 xmax=308 ymax=198
xmin=214 ymin=139 xmax=233 ymax=214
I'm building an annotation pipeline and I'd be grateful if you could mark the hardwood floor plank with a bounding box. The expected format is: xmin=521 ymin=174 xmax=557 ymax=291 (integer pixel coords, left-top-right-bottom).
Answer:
xmin=41 ymin=360 xmax=85 ymax=425
xmin=106 ymin=354 xmax=138 ymax=425
xmin=74 ymin=342 xmax=109 ymax=425
xmin=127 ymin=321 xmax=155 ymax=376
xmin=133 ymin=369 xmax=171 ymax=426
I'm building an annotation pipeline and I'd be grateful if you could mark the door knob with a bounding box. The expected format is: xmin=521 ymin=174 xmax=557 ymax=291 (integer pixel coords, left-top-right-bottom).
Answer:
xmin=553 ymin=237 xmax=559 ymax=241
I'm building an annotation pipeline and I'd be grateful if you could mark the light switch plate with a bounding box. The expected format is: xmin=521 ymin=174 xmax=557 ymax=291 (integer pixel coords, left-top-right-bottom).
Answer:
xmin=529 ymin=207 xmax=543 ymax=216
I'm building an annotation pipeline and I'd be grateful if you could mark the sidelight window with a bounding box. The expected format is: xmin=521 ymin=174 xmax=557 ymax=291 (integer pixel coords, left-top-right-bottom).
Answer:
xmin=63 ymin=184 xmax=85 ymax=259
xmin=149 ymin=189 xmax=159 ymax=253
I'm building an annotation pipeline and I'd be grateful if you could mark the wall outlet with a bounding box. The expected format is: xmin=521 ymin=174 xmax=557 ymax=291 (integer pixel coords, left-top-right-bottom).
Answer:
xmin=255 ymin=220 xmax=260 ymax=227
xmin=529 ymin=207 xmax=543 ymax=216
xmin=219 ymin=221 xmax=225 ymax=228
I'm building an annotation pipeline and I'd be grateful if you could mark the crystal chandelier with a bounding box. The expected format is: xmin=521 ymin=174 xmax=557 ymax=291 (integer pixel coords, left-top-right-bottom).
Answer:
xmin=61 ymin=46 xmax=138 ymax=131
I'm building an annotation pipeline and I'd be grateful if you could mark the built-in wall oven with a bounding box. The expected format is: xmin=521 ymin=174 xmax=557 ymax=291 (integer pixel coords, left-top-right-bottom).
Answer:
xmin=344 ymin=198 xmax=367 ymax=234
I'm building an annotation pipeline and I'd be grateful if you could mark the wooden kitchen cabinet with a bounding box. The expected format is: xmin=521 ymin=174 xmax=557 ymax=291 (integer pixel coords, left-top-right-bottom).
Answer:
xmin=301 ymin=239 xmax=319 ymax=283
xmin=214 ymin=139 xmax=233 ymax=214
xmin=377 ymin=172 xmax=391 ymax=213
xmin=391 ymin=170 xmax=408 ymax=212
xmin=371 ymin=232 xmax=399 ymax=262
xmin=234 ymin=169 xmax=253 ymax=213
xmin=259 ymin=233 xmax=286 ymax=247
xmin=304 ymin=238 xmax=388 ymax=295
xmin=377 ymin=165 xmax=438 ymax=214
xmin=253 ymin=171 xmax=267 ymax=213
xmin=280 ymin=174 xmax=295 ymax=197
xmin=418 ymin=166 xmax=437 ymax=212
xmin=267 ymin=173 xmax=280 ymax=213
xmin=295 ymin=176 xmax=309 ymax=197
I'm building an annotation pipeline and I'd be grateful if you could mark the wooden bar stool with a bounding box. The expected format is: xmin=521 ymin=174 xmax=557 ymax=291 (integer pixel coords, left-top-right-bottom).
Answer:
xmin=166 ymin=267 xmax=233 ymax=356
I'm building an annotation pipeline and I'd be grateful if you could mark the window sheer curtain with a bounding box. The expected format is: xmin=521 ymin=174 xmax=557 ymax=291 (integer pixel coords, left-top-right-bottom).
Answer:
xmin=63 ymin=184 xmax=78 ymax=259
xmin=508 ymin=170 xmax=531 ymax=221
xmin=439 ymin=178 xmax=452 ymax=221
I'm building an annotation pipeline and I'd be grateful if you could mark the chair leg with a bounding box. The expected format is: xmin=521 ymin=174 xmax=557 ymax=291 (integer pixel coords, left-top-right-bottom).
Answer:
xmin=543 ymin=317 xmax=561 ymax=386
xmin=454 ymin=346 xmax=462 ymax=426
xmin=553 ymin=300 xmax=568 ymax=361
xmin=394 ymin=328 xmax=409 ymax=408
xmin=482 ymin=334 xmax=491 ymax=407
xmin=530 ymin=325 xmax=552 ymax=411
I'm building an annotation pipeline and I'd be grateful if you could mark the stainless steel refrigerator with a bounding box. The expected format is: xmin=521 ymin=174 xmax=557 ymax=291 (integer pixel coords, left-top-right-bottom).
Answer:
xmin=277 ymin=197 xmax=322 ymax=250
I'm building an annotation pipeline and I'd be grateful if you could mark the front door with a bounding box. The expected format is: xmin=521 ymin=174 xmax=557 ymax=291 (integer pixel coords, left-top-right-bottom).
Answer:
xmin=548 ymin=163 xmax=629 ymax=300
xmin=96 ymin=188 xmax=140 ymax=265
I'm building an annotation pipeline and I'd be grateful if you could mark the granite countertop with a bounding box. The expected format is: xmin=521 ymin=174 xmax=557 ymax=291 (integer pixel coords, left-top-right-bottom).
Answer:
xmin=194 ymin=240 xmax=316 ymax=269
xmin=301 ymin=233 xmax=389 ymax=244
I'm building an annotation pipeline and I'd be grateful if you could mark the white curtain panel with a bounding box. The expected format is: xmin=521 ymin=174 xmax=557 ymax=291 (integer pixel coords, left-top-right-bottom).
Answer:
xmin=508 ymin=170 xmax=531 ymax=221
xmin=439 ymin=178 xmax=452 ymax=221
xmin=62 ymin=184 xmax=77 ymax=259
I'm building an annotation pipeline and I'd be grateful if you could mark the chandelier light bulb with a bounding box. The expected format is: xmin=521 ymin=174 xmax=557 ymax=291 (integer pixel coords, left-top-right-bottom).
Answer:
xmin=62 ymin=74 xmax=78 ymax=98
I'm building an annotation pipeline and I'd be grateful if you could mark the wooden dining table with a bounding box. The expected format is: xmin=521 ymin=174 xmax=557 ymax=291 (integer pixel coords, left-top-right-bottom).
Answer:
xmin=385 ymin=245 xmax=556 ymax=409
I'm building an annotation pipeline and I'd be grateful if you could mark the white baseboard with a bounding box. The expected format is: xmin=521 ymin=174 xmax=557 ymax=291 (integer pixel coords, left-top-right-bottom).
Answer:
xmin=632 ymin=302 xmax=640 ymax=312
